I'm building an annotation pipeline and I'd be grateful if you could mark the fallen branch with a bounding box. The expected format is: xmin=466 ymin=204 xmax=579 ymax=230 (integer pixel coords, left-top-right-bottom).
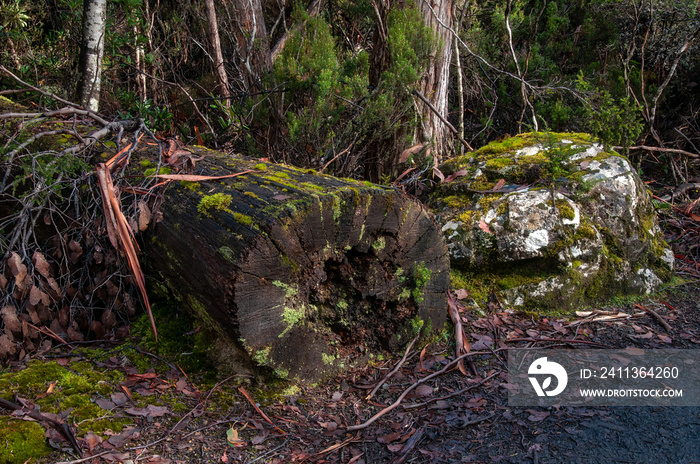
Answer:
xmin=411 ymin=89 xmax=473 ymax=151
xmin=345 ymin=350 xmax=490 ymax=431
xmin=635 ymin=304 xmax=673 ymax=333
xmin=0 ymin=397 xmax=82 ymax=457
xmin=447 ymin=292 xmax=477 ymax=376
xmin=504 ymin=337 xmax=611 ymax=347
xmin=615 ymin=145 xmax=699 ymax=159
xmin=367 ymin=336 xmax=419 ymax=400
xmin=0 ymin=65 xmax=109 ymax=126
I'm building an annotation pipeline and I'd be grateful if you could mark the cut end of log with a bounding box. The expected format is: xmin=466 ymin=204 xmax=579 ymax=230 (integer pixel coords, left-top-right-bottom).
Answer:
xmin=141 ymin=149 xmax=449 ymax=383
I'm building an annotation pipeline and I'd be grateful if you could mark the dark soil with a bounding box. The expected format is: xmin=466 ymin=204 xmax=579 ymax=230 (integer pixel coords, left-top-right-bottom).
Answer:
xmin=3 ymin=281 xmax=694 ymax=464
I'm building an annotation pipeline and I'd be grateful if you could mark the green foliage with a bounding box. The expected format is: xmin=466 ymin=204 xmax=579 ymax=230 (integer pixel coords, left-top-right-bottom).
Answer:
xmin=412 ymin=261 xmax=432 ymax=304
xmin=577 ymin=73 xmax=644 ymax=149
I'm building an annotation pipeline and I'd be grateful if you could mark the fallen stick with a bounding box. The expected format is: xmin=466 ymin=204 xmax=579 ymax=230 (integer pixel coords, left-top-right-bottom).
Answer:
xmin=635 ymin=304 xmax=673 ymax=333
xmin=504 ymin=338 xmax=611 ymax=347
xmin=367 ymin=336 xmax=419 ymax=401
xmin=345 ymin=350 xmax=490 ymax=431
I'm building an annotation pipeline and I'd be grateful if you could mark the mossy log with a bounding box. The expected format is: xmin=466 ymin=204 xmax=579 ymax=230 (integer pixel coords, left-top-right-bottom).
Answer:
xmin=141 ymin=148 xmax=449 ymax=382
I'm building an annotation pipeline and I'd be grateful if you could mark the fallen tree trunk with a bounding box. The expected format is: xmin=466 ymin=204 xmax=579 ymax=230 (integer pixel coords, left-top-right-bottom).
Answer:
xmin=140 ymin=148 xmax=450 ymax=382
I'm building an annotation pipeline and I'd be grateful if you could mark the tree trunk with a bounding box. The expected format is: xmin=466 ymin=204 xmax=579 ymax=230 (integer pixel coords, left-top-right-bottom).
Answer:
xmin=77 ymin=0 xmax=107 ymax=112
xmin=140 ymin=148 xmax=450 ymax=383
xmin=204 ymin=0 xmax=231 ymax=108
xmin=416 ymin=0 xmax=454 ymax=163
xmin=230 ymin=0 xmax=272 ymax=92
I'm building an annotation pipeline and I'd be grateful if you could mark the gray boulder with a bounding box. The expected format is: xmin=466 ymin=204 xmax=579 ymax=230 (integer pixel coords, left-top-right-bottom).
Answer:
xmin=429 ymin=132 xmax=674 ymax=311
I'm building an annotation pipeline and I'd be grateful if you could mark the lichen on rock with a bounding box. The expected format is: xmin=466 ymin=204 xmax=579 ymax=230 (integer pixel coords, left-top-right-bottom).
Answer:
xmin=430 ymin=132 xmax=674 ymax=311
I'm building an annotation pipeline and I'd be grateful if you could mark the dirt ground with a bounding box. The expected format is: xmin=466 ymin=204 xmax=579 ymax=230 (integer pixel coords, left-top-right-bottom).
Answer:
xmin=0 ymin=279 xmax=694 ymax=464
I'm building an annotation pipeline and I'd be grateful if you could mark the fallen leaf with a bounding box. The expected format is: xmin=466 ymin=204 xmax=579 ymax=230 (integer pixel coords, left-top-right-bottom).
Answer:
xmin=454 ymin=289 xmax=469 ymax=300
xmin=526 ymin=410 xmax=550 ymax=422
xmin=414 ymin=385 xmax=433 ymax=397
xmin=387 ymin=444 xmax=404 ymax=453
xmin=492 ymin=179 xmax=506 ymax=191
xmin=96 ymin=398 xmax=116 ymax=410
xmin=657 ymin=334 xmax=672 ymax=344
xmin=331 ymin=391 xmax=343 ymax=402
xmin=226 ymin=427 xmax=246 ymax=447
xmin=478 ymin=220 xmax=491 ymax=233
xmin=443 ymin=169 xmax=469 ymax=183
xmin=377 ymin=432 xmax=402 ymax=444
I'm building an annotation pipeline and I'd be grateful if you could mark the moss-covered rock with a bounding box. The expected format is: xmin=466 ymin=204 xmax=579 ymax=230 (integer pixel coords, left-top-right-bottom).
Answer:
xmin=430 ymin=132 xmax=674 ymax=312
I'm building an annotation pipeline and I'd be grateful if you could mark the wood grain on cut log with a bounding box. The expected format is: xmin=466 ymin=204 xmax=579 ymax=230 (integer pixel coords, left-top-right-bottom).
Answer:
xmin=140 ymin=148 xmax=449 ymax=382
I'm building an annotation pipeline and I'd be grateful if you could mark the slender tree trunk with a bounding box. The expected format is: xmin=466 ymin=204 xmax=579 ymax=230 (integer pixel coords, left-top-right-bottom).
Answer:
xmin=231 ymin=0 xmax=272 ymax=92
xmin=7 ymin=37 xmax=21 ymax=69
xmin=77 ymin=0 xmax=107 ymax=112
xmin=204 ymin=0 xmax=231 ymax=108
xmin=134 ymin=25 xmax=147 ymax=102
xmin=417 ymin=0 xmax=454 ymax=163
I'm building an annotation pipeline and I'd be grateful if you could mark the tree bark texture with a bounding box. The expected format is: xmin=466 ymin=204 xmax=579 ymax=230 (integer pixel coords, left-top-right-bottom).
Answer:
xmin=204 ymin=0 xmax=231 ymax=107
xmin=77 ymin=0 xmax=107 ymax=112
xmin=140 ymin=149 xmax=450 ymax=382
xmin=417 ymin=0 xmax=453 ymax=162
xmin=231 ymin=0 xmax=272 ymax=92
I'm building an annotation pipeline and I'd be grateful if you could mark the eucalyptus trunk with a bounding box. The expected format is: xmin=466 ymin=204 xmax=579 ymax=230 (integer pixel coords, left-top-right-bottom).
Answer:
xmin=204 ymin=0 xmax=231 ymax=108
xmin=77 ymin=0 xmax=107 ymax=112
xmin=417 ymin=0 xmax=454 ymax=163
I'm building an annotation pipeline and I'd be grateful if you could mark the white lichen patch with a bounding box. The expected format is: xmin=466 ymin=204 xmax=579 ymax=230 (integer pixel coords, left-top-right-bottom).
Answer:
xmin=569 ymin=143 xmax=604 ymax=161
xmin=525 ymin=229 xmax=549 ymax=252
xmin=635 ymin=268 xmax=663 ymax=294
xmin=516 ymin=144 xmax=543 ymax=158
xmin=661 ymin=248 xmax=675 ymax=271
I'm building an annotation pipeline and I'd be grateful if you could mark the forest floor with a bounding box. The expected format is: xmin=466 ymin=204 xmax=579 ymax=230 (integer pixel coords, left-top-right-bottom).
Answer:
xmin=2 ymin=276 xmax=699 ymax=464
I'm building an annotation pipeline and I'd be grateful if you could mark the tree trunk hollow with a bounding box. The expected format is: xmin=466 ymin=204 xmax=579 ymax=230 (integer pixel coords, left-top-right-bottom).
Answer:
xmin=142 ymin=150 xmax=450 ymax=382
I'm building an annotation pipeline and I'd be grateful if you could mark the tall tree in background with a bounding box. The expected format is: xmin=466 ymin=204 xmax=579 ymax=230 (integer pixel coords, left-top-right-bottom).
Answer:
xmin=77 ymin=0 xmax=107 ymax=112
xmin=416 ymin=0 xmax=453 ymax=162
xmin=205 ymin=0 xmax=231 ymax=108
xmin=230 ymin=0 xmax=271 ymax=92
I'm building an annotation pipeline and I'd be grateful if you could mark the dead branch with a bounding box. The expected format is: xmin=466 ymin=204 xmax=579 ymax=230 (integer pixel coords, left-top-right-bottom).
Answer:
xmin=411 ymin=89 xmax=473 ymax=151
xmin=614 ymin=145 xmax=699 ymax=159
xmin=345 ymin=350 xmax=490 ymax=431
xmin=635 ymin=304 xmax=673 ymax=333
xmin=367 ymin=336 xmax=419 ymax=400
xmin=504 ymin=337 xmax=611 ymax=347
xmin=0 ymin=65 xmax=109 ymax=126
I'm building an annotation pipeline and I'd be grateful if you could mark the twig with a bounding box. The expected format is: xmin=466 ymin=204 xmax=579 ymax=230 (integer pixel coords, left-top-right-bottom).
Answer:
xmin=402 ymin=371 xmax=500 ymax=409
xmin=635 ymin=304 xmax=673 ymax=333
xmin=503 ymin=337 xmax=610 ymax=347
xmin=367 ymin=336 xmax=419 ymax=400
xmin=54 ymin=450 xmax=116 ymax=464
xmin=615 ymin=145 xmax=699 ymax=159
xmin=248 ymin=438 xmax=291 ymax=463
xmin=345 ymin=350 xmax=490 ymax=431
xmin=27 ymin=323 xmax=73 ymax=348
xmin=411 ymin=89 xmax=473 ymax=151
xmin=0 ymin=65 xmax=109 ymax=126
xmin=238 ymin=386 xmax=285 ymax=434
